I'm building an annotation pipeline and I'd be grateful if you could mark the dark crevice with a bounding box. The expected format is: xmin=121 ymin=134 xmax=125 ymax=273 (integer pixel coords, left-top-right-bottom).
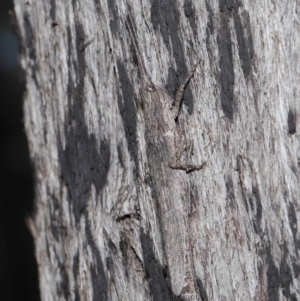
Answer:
xmin=288 ymin=110 xmax=296 ymax=134
xmin=217 ymin=0 xmax=235 ymax=119
xmin=117 ymin=59 xmax=139 ymax=175
xmin=86 ymin=215 xmax=108 ymax=301
xmin=150 ymin=0 xmax=195 ymax=114
xmin=140 ymin=230 xmax=176 ymax=301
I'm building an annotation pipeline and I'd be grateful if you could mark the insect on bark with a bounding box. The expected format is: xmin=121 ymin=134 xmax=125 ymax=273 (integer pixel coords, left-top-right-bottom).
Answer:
xmin=124 ymin=14 xmax=206 ymax=300
xmin=125 ymin=15 xmax=206 ymax=173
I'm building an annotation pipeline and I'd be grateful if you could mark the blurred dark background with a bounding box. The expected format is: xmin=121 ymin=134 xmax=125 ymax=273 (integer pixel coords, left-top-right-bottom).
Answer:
xmin=0 ymin=1 xmax=40 ymax=300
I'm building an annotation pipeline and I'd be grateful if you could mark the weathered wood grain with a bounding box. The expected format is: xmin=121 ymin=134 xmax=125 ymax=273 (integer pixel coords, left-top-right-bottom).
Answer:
xmin=14 ymin=0 xmax=300 ymax=300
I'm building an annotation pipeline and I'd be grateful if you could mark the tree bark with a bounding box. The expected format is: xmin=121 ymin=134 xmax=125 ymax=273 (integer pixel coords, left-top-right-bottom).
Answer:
xmin=14 ymin=0 xmax=300 ymax=300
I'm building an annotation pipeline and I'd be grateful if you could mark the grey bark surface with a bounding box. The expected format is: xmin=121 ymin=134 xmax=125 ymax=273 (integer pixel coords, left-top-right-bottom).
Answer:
xmin=14 ymin=0 xmax=300 ymax=300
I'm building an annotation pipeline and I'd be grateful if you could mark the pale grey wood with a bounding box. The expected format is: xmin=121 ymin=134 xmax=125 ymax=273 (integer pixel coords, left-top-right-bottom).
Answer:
xmin=14 ymin=0 xmax=300 ymax=300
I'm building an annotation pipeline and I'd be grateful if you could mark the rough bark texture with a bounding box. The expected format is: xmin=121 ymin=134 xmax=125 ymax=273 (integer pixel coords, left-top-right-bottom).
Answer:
xmin=14 ymin=0 xmax=300 ymax=300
